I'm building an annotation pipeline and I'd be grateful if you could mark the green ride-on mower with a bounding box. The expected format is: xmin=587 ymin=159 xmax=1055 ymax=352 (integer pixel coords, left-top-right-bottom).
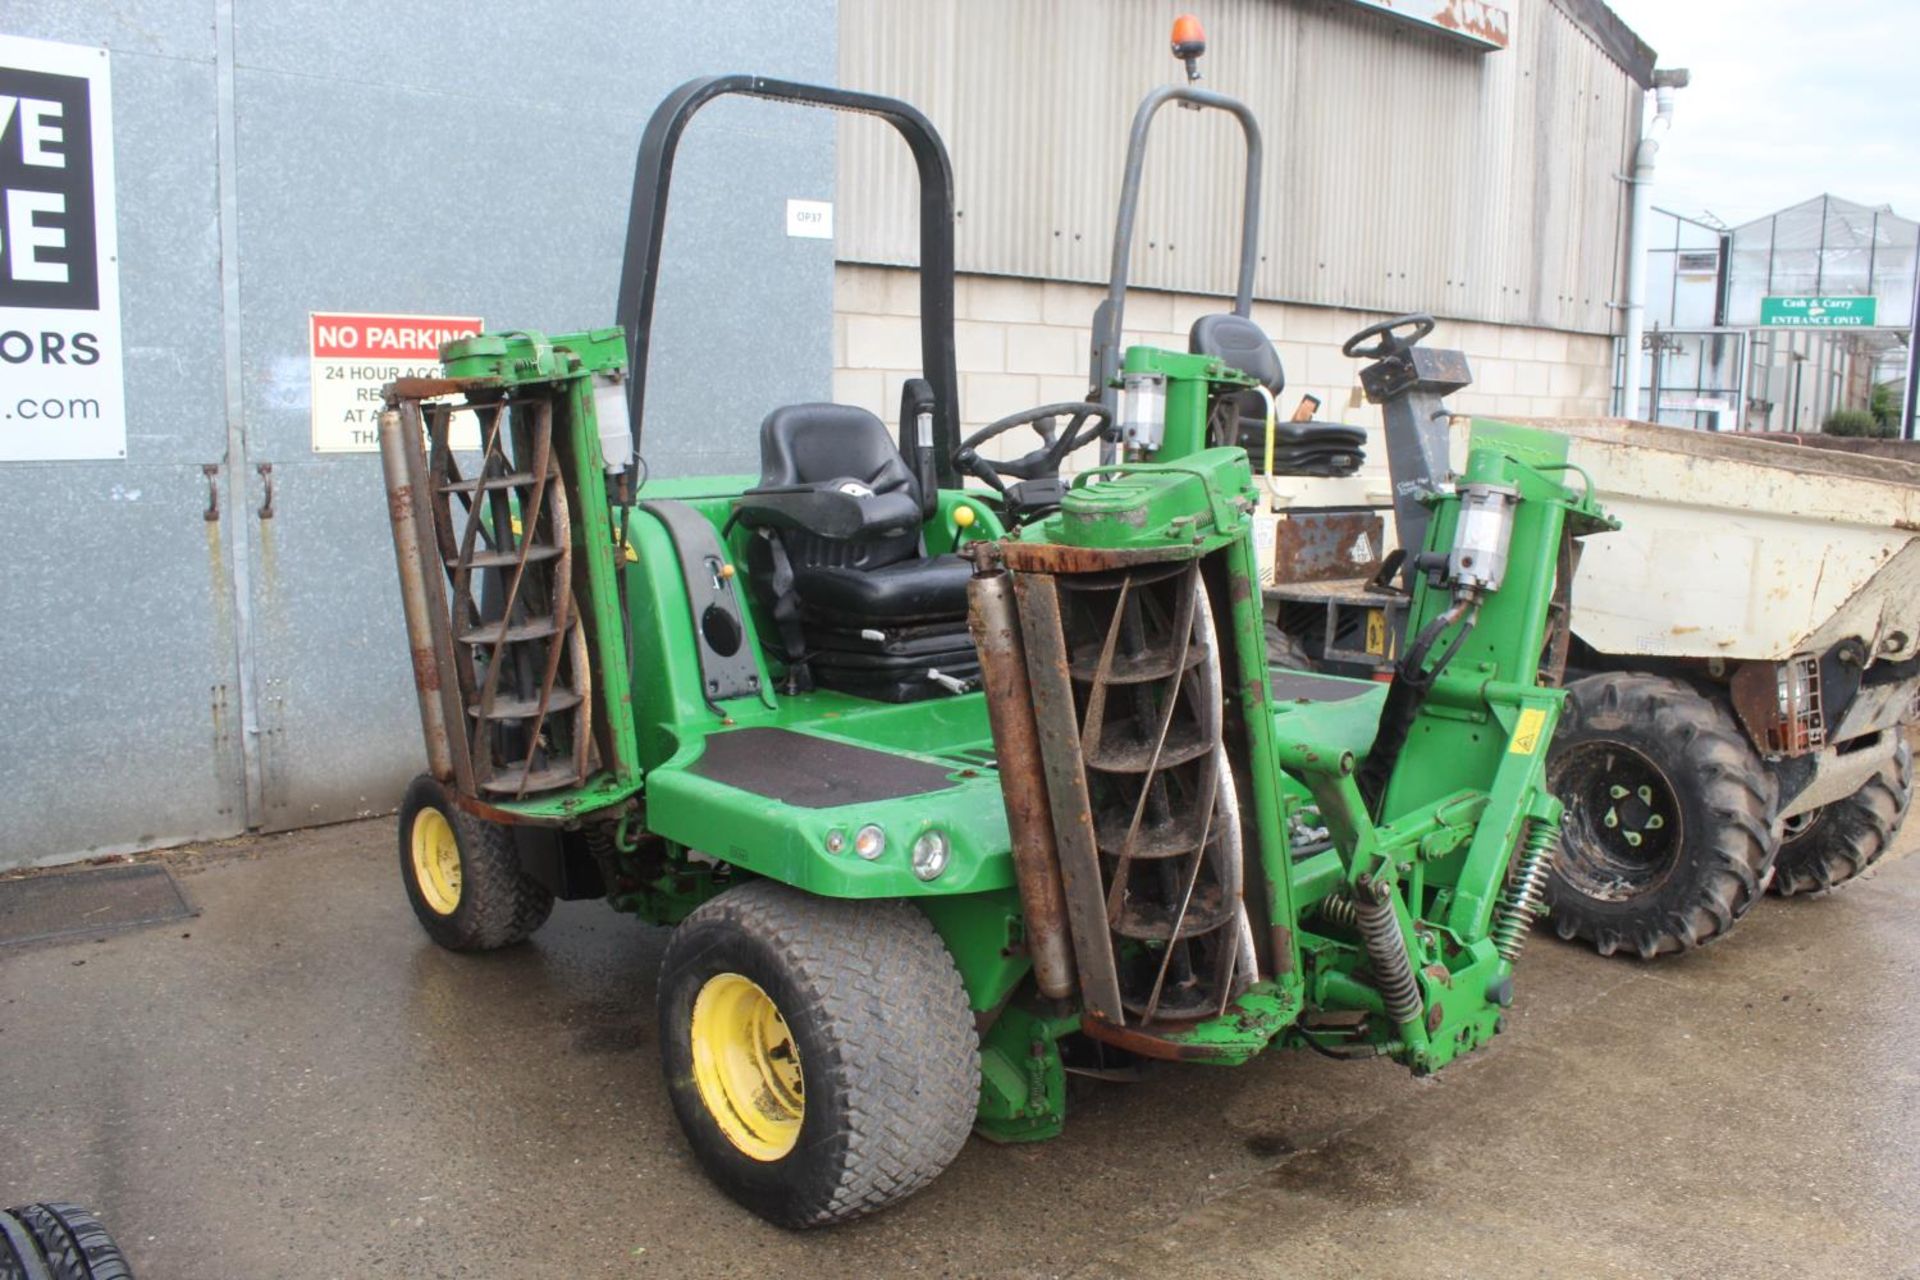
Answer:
xmin=375 ymin=62 xmax=1615 ymax=1227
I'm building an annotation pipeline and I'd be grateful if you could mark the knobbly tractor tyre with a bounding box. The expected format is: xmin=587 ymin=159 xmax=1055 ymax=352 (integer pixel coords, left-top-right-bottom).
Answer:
xmin=397 ymin=774 xmax=553 ymax=951
xmin=1771 ymin=740 xmax=1913 ymax=896
xmin=657 ymin=880 xmax=979 ymax=1228
xmin=1544 ymin=673 xmax=1778 ymax=959
xmin=0 ymin=1202 xmax=134 ymax=1279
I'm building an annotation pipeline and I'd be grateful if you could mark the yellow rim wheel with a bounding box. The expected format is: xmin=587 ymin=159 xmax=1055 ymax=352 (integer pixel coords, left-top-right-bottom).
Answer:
xmin=410 ymin=808 xmax=462 ymax=916
xmin=689 ymin=972 xmax=805 ymax=1161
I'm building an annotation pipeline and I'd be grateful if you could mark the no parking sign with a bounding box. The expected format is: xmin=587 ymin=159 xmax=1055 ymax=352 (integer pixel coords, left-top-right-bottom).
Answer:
xmin=309 ymin=310 xmax=481 ymax=452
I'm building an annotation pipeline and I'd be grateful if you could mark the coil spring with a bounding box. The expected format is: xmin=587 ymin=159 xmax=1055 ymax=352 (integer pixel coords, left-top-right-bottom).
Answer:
xmin=1317 ymin=895 xmax=1359 ymax=931
xmin=1492 ymin=817 xmax=1561 ymax=963
xmin=1353 ymin=884 xmax=1423 ymax=1026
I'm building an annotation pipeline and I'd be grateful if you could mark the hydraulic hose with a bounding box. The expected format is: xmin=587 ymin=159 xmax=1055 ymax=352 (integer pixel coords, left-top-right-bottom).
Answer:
xmin=1355 ymin=598 xmax=1479 ymax=811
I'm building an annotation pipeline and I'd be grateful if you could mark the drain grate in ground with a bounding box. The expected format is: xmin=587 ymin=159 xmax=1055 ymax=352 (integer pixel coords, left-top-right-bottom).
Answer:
xmin=0 ymin=863 xmax=196 ymax=948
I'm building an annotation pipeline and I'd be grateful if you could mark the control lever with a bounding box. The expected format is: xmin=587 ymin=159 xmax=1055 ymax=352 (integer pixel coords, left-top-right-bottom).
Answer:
xmin=898 ymin=377 xmax=939 ymax=521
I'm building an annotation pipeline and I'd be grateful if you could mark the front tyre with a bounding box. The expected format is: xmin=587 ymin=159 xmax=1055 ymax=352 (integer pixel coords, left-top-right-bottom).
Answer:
xmin=1545 ymin=674 xmax=1778 ymax=959
xmin=658 ymin=881 xmax=979 ymax=1228
xmin=397 ymin=774 xmax=553 ymax=951
xmin=1771 ymin=740 xmax=1913 ymax=896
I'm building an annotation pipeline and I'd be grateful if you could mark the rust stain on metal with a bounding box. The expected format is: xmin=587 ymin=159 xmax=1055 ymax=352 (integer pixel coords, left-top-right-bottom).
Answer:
xmin=385 ymin=375 xmax=485 ymax=402
xmin=1272 ymin=510 xmax=1386 ymax=584
xmin=1270 ymin=924 xmax=1295 ymax=974
xmin=968 ymin=568 xmax=1077 ymax=1000
xmin=1079 ymin=1014 xmax=1220 ymax=1063
xmin=999 ymin=540 xmax=1195 ymax=574
xmin=1012 ymin=570 xmax=1129 ymax=1022
xmin=409 ymin=646 xmax=441 ymax=693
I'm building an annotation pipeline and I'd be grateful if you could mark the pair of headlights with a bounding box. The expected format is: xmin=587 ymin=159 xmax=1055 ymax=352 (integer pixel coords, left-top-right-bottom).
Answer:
xmin=823 ymin=824 xmax=951 ymax=880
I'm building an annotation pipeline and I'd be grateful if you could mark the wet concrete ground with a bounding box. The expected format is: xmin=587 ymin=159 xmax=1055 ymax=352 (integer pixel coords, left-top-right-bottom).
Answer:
xmin=2 ymin=820 xmax=1916 ymax=1280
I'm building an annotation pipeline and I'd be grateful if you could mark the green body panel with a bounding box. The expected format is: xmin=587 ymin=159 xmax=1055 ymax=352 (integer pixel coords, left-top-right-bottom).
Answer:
xmin=974 ymin=1003 xmax=1079 ymax=1144
xmin=1118 ymin=343 xmax=1254 ymax=460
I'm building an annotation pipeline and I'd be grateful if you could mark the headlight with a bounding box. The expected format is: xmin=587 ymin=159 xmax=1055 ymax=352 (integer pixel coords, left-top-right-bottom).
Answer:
xmin=823 ymin=829 xmax=847 ymax=855
xmin=910 ymin=830 xmax=950 ymax=881
xmin=853 ymin=824 xmax=886 ymax=860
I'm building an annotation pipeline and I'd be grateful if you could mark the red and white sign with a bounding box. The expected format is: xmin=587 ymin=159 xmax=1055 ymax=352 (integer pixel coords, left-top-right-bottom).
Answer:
xmin=309 ymin=310 xmax=481 ymax=452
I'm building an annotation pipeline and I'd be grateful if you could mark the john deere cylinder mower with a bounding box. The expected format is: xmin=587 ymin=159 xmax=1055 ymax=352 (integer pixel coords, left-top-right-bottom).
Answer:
xmin=373 ymin=58 xmax=1614 ymax=1228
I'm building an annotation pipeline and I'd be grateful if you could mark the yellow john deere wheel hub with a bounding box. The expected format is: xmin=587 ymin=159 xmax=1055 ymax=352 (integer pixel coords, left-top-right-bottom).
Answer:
xmin=410 ymin=808 xmax=462 ymax=916
xmin=690 ymin=972 xmax=805 ymax=1160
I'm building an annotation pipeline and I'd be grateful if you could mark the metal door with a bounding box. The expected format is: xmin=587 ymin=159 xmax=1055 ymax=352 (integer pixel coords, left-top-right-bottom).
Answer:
xmin=226 ymin=1 xmax=838 ymax=832
xmin=0 ymin=7 xmax=249 ymax=863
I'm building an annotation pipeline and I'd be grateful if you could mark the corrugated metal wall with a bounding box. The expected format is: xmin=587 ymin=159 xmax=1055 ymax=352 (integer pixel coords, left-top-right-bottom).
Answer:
xmin=1 ymin=0 xmax=835 ymax=867
xmin=837 ymin=0 xmax=1640 ymax=335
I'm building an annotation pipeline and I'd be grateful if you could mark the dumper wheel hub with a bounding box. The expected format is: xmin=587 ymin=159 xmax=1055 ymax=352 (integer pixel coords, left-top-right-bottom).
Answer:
xmin=690 ymin=972 xmax=805 ymax=1161
xmin=409 ymin=808 xmax=463 ymax=915
xmin=1551 ymin=740 xmax=1681 ymax=901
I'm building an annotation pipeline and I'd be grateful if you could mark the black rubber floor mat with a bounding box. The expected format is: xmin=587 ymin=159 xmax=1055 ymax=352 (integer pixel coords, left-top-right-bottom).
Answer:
xmin=0 ymin=863 xmax=195 ymax=947
xmin=689 ymin=726 xmax=960 ymax=808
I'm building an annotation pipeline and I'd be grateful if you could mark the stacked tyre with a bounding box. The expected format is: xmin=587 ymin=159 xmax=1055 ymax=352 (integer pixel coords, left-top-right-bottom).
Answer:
xmin=0 ymin=1203 xmax=132 ymax=1279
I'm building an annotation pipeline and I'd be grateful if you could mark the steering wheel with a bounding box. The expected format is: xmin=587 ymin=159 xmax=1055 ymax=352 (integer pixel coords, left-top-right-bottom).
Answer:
xmin=1341 ymin=313 xmax=1436 ymax=361
xmin=952 ymin=401 xmax=1112 ymax=494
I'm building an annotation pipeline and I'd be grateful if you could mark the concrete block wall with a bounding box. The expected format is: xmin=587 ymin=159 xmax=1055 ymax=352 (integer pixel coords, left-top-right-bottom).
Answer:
xmin=833 ymin=265 xmax=1615 ymax=443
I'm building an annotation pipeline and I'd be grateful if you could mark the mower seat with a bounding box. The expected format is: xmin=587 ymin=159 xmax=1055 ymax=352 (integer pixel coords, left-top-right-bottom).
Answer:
xmin=734 ymin=403 xmax=977 ymax=700
xmin=1189 ymin=314 xmax=1367 ymax=477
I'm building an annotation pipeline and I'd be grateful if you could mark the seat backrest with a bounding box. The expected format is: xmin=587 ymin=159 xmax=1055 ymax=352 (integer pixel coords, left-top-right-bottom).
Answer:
xmin=760 ymin=403 xmax=920 ymax=502
xmin=1189 ymin=313 xmax=1285 ymax=395
xmin=755 ymin=403 xmax=920 ymax=572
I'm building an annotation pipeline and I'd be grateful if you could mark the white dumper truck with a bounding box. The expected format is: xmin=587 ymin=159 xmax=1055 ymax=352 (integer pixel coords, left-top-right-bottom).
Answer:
xmin=1259 ymin=322 xmax=1919 ymax=959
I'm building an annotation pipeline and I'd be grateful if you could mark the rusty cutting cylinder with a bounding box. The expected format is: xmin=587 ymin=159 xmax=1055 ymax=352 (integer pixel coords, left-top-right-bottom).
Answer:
xmin=967 ymin=562 xmax=1079 ymax=999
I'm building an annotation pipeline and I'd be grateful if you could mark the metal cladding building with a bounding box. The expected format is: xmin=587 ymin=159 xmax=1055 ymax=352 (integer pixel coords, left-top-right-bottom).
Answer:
xmin=832 ymin=0 xmax=1658 ymax=437
xmin=0 ymin=0 xmax=1661 ymax=868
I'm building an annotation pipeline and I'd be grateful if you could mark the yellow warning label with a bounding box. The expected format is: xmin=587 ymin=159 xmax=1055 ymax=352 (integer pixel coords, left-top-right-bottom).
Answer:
xmin=1509 ymin=707 xmax=1549 ymax=755
xmin=1365 ymin=609 xmax=1388 ymax=655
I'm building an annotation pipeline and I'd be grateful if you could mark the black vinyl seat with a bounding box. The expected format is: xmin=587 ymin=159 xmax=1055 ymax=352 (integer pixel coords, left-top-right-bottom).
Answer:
xmin=793 ymin=554 xmax=975 ymax=620
xmin=733 ymin=403 xmax=976 ymax=700
xmin=1189 ymin=313 xmax=1366 ymax=477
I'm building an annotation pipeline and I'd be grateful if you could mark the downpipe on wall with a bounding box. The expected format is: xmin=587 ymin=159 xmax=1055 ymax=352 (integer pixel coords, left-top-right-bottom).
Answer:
xmin=1619 ymin=70 xmax=1689 ymax=421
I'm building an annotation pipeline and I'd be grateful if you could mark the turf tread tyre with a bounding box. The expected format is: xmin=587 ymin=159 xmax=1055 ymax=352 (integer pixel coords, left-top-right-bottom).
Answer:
xmin=1546 ymin=673 xmax=1778 ymax=959
xmin=4 ymin=1204 xmax=133 ymax=1280
xmin=398 ymin=774 xmax=553 ymax=951
xmin=1771 ymin=740 xmax=1912 ymax=896
xmin=658 ymin=880 xmax=979 ymax=1228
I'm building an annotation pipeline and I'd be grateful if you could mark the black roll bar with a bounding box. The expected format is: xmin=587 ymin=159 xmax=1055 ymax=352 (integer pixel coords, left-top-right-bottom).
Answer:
xmin=1092 ymin=86 xmax=1264 ymax=461
xmin=615 ymin=75 xmax=962 ymax=485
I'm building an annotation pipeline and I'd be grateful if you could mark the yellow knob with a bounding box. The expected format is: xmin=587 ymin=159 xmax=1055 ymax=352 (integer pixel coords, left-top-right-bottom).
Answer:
xmin=953 ymin=505 xmax=976 ymax=529
xmin=719 ymin=563 xmax=735 ymax=579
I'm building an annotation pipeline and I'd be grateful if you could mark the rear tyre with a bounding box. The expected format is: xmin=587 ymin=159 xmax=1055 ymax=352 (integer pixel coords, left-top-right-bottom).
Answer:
xmin=1545 ymin=674 xmax=1778 ymax=959
xmin=1 ymin=1202 xmax=134 ymax=1279
xmin=1770 ymin=740 xmax=1913 ymax=896
xmin=397 ymin=774 xmax=553 ymax=951
xmin=658 ymin=881 xmax=979 ymax=1228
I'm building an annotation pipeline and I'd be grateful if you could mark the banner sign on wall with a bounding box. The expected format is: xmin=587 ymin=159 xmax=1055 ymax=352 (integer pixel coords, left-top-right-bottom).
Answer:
xmin=309 ymin=311 xmax=482 ymax=452
xmin=0 ymin=35 xmax=125 ymax=461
